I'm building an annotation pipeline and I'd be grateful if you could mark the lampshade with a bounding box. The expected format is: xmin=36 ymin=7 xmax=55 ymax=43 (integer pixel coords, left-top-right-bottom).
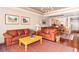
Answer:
xmin=35 ymin=24 xmax=41 ymax=31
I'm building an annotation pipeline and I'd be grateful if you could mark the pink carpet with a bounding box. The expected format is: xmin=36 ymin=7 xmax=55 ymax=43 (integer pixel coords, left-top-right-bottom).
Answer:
xmin=0 ymin=39 xmax=74 ymax=52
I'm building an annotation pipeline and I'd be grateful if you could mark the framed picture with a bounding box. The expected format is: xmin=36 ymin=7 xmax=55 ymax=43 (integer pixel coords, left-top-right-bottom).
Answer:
xmin=21 ymin=16 xmax=30 ymax=25
xmin=42 ymin=19 xmax=46 ymax=24
xmin=5 ymin=14 xmax=19 ymax=24
xmin=42 ymin=21 xmax=46 ymax=24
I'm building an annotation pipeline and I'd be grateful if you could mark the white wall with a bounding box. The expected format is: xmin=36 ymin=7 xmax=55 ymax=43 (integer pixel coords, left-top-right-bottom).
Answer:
xmin=41 ymin=16 xmax=50 ymax=27
xmin=48 ymin=16 xmax=68 ymax=26
xmin=0 ymin=7 xmax=43 ymax=44
xmin=58 ymin=16 xmax=67 ymax=26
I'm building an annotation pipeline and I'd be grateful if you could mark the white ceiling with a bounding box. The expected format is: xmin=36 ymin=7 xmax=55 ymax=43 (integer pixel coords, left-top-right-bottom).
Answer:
xmin=44 ymin=7 xmax=79 ymax=17
xmin=20 ymin=7 xmax=79 ymax=17
xmin=20 ymin=7 xmax=66 ymax=15
xmin=30 ymin=7 xmax=65 ymax=13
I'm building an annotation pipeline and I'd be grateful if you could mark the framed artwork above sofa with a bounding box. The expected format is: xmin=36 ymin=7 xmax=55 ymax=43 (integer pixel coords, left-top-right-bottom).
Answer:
xmin=5 ymin=14 xmax=19 ymax=25
xmin=21 ymin=16 xmax=30 ymax=25
xmin=42 ymin=19 xmax=46 ymax=25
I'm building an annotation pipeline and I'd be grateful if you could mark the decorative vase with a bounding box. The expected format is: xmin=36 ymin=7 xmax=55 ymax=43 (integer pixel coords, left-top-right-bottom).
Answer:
xmin=29 ymin=31 xmax=34 ymax=38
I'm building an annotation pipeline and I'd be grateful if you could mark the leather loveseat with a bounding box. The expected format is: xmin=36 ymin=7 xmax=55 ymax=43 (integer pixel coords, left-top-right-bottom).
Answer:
xmin=3 ymin=29 xmax=30 ymax=46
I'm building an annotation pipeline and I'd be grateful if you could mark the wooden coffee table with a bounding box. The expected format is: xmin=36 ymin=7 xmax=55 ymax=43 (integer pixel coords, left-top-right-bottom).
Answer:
xmin=19 ymin=35 xmax=42 ymax=51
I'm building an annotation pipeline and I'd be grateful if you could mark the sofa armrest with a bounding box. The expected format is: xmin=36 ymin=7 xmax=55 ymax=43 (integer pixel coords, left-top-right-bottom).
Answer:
xmin=3 ymin=33 xmax=13 ymax=39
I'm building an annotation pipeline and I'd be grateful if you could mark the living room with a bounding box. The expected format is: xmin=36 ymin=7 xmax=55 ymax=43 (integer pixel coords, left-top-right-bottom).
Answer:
xmin=0 ymin=7 xmax=79 ymax=52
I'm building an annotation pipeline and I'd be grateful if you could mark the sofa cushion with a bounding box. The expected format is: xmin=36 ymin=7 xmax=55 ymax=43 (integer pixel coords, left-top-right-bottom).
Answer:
xmin=12 ymin=34 xmax=28 ymax=41
xmin=12 ymin=36 xmax=19 ymax=41
xmin=19 ymin=34 xmax=28 ymax=38
xmin=3 ymin=33 xmax=13 ymax=39
xmin=44 ymin=29 xmax=50 ymax=34
xmin=7 ymin=30 xmax=18 ymax=37
xmin=17 ymin=30 xmax=24 ymax=36
xmin=49 ymin=29 xmax=57 ymax=33
xmin=23 ymin=29 xmax=29 ymax=34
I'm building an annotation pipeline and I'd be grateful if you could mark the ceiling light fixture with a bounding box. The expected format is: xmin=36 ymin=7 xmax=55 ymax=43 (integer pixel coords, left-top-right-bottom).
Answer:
xmin=40 ymin=7 xmax=54 ymax=13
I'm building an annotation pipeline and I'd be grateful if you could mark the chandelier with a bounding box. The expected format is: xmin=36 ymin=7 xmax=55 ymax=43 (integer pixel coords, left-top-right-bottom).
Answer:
xmin=40 ymin=7 xmax=54 ymax=13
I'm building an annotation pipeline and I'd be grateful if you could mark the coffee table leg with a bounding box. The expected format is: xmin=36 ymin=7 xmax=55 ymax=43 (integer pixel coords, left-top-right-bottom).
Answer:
xmin=25 ymin=45 xmax=27 ymax=51
xmin=40 ymin=39 xmax=42 ymax=44
xmin=19 ymin=40 xmax=21 ymax=46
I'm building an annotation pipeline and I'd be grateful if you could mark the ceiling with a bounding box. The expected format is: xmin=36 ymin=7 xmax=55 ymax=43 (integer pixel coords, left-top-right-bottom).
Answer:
xmin=30 ymin=7 xmax=65 ymax=13
xmin=20 ymin=7 xmax=66 ymax=15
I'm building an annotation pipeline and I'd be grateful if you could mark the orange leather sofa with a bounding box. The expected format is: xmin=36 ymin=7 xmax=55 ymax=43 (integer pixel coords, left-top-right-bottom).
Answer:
xmin=38 ymin=27 xmax=58 ymax=41
xmin=3 ymin=29 xmax=30 ymax=46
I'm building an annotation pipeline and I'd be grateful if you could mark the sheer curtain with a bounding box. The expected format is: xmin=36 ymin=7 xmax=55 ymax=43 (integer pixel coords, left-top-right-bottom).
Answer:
xmin=70 ymin=17 xmax=79 ymax=31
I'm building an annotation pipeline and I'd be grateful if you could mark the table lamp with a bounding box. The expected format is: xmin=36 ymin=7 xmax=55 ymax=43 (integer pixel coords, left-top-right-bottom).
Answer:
xmin=35 ymin=24 xmax=41 ymax=34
